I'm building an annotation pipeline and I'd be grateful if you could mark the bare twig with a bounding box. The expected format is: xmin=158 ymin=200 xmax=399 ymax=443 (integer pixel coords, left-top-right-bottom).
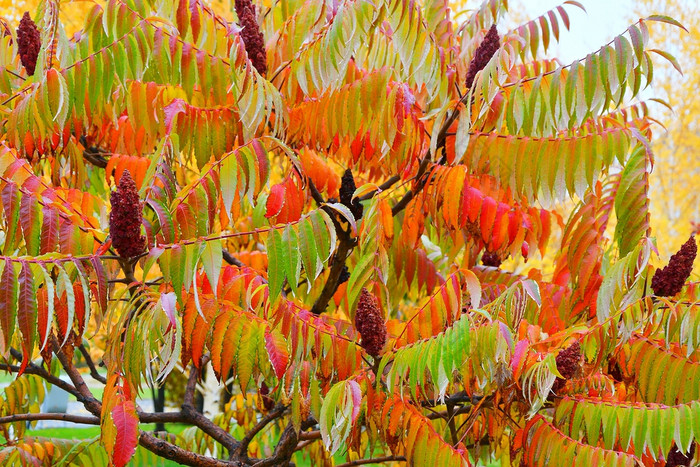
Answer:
xmin=358 ymin=175 xmax=401 ymax=201
xmin=252 ymin=418 xmax=317 ymax=467
xmin=310 ymin=232 xmax=355 ymax=315
xmin=78 ymin=345 xmax=106 ymax=384
xmin=50 ymin=336 xmax=101 ymax=416
xmin=238 ymin=404 xmax=287 ymax=457
xmin=0 ymin=412 xmax=99 ymax=425
xmin=0 ymin=358 xmax=79 ymax=399
xmin=336 ymin=455 xmax=407 ymax=467
xmin=223 ymin=250 xmax=245 ymax=268
xmin=139 ymin=432 xmax=235 ymax=467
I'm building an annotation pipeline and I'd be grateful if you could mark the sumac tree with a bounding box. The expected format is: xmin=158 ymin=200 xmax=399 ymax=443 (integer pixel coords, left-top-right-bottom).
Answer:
xmin=0 ymin=0 xmax=695 ymax=466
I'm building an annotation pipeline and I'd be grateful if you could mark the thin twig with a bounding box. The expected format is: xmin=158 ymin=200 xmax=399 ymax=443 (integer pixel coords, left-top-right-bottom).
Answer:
xmin=237 ymin=404 xmax=287 ymax=457
xmin=336 ymin=455 xmax=407 ymax=467
xmin=0 ymin=412 xmax=99 ymax=425
xmin=223 ymin=250 xmax=245 ymax=268
xmin=78 ymin=345 xmax=106 ymax=384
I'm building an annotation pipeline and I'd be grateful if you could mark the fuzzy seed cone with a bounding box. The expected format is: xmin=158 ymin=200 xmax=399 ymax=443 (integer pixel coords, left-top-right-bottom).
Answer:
xmin=354 ymin=289 xmax=387 ymax=357
xmin=235 ymin=0 xmax=267 ymax=76
xmin=17 ymin=12 xmax=41 ymax=76
xmin=339 ymin=169 xmax=363 ymax=220
xmin=465 ymin=24 xmax=500 ymax=91
xmin=109 ymin=171 xmax=146 ymax=258
xmin=652 ymin=236 xmax=697 ymax=297
xmin=556 ymin=342 xmax=581 ymax=379
xmin=481 ymin=251 xmax=502 ymax=267
xmin=666 ymin=443 xmax=695 ymax=467
xmin=552 ymin=342 xmax=581 ymax=393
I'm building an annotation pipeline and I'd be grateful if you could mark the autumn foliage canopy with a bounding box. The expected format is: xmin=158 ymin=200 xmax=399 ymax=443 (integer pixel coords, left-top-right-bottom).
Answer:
xmin=0 ymin=0 xmax=696 ymax=466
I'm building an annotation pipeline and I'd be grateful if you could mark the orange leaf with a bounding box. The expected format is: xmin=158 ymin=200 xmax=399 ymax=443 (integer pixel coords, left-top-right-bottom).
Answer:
xmin=265 ymin=329 xmax=289 ymax=379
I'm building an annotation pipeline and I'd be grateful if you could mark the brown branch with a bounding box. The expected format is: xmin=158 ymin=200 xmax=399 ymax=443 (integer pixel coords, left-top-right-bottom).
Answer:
xmin=391 ymin=92 xmax=471 ymax=218
xmin=223 ymin=250 xmax=245 ymax=268
xmin=390 ymin=156 xmax=431 ymax=217
xmin=293 ymin=438 xmax=318 ymax=452
xmin=307 ymin=178 xmax=326 ymax=206
xmin=50 ymin=336 xmax=102 ymax=416
xmin=421 ymin=391 xmax=482 ymax=408
xmin=138 ymin=411 xmax=188 ymax=424
xmin=0 ymin=360 xmax=79 ymax=399
xmin=310 ymin=232 xmax=355 ymax=315
xmin=445 ymin=401 xmax=459 ymax=446
xmin=298 ymin=430 xmax=321 ymax=441
xmin=0 ymin=412 xmax=99 ymax=425
xmin=78 ymin=345 xmax=106 ymax=384
xmin=336 ymin=456 xmax=407 ymax=467
xmin=358 ymin=175 xmax=401 ymax=201
xmin=179 ymin=359 xmax=240 ymax=456
xmin=252 ymin=417 xmax=317 ymax=467
xmin=139 ymin=432 xmax=235 ymax=467
xmin=238 ymin=404 xmax=287 ymax=457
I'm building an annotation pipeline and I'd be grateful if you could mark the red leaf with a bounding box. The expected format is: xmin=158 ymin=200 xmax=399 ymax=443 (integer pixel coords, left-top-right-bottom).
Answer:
xmin=479 ymin=196 xmax=498 ymax=242
xmin=40 ymin=205 xmax=59 ymax=254
xmin=111 ymin=398 xmax=139 ymax=467
xmin=55 ymin=292 xmax=69 ymax=342
xmin=488 ymin=202 xmax=510 ymax=251
xmin=265 ymin=184 xmax=285 ymax=219
xmin=163 ymin=98 xmax=187 ymax=134
xmin=90 ymin=256 xmax=108 ymax=315
xmin=0 ymin=261 xmax=17 ymax=353
xmin=37 ymin=287 xmax=48 ymax=351
xmin=265 ymin=329 xmax=289 ymax=379
xmin=74 ymin=282 xmax=86 ymax=338
xmin=17 ymin=262 xmax=36 ymax=376
xmin=462 ymin=186 xmax=483 ymax=225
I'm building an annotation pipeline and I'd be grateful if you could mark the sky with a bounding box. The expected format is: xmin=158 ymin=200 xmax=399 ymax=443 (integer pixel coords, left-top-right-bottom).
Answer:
xmin=512 ymin=0 xmax=635 ymax=63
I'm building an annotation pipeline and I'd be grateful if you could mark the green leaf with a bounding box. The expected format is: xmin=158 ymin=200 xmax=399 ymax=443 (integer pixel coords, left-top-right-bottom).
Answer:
xmin=0 ymin=260 xmax=18 ymax=354
xmin=201 ymin=239 xmax=222 ymax=296
xmin=266 ymin=229 xmax=286 ymax=303
xmin=646 ymin=15 xmax=688 ymax=32
xmin=648 ymin=48 xmax=683 ymax=75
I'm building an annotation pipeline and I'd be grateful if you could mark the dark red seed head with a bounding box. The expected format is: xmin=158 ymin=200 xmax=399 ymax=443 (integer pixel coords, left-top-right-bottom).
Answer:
xmin=465 ymin=24 xmax=500 ymax=90
xmin=17 ymin=12 xmax=41 ymax=76
xmin=652 ymin=235 xmax=697 ymax=297
xmin=235 ymin=0 xmax=267 ymax=76
xmin=354 ymin=289 xmax=387 ymax=358
xmin=109 ymin=170 xmax=146 ymax=258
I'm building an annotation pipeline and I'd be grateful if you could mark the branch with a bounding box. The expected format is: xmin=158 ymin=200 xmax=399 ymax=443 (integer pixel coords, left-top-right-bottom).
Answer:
xmin=391 ymin=92 xmax=471 ymax=218
xmin=421 ymin=391 xmax=482 ymax=408
xmin=0 ymin=412 xmax=99 ymax=425
xmin=138 ymin=411 xmax=188 ymax=424
xmin=183 ymin=359 xmax=205 ymax=407
xmin=50 ymin=336 xmax=102 ymax=416
xmin=180 ymin=359 xmax=240 ymax=455
xmin=390 ymin=156 xmax=431 ymax=217
xmin=310 ymin=231 xmax=355 ymax=315
xmin=0 ymin=360 xmax=79 ymax=399
xmin=78 ymin=345 xmax=107 ymax=384
xmin=237 ymin=404 xmax=287 ymax=457
xmin=222 ymin=250 xmax=245 ymax=268
xmin=358 ymin=175 xmax=401 ymax=201
xmin=307 ymin=178 xmax=326 ymax=206
xmin=79 ymin=137 xmax=109 ymax=168
xmin=336 ymin=456 xmax=407 ymax=467
xmin=252 ymin=417 xmax=317 ymax=467
xmin=139 ymin=432 xmax=236 ymax=467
